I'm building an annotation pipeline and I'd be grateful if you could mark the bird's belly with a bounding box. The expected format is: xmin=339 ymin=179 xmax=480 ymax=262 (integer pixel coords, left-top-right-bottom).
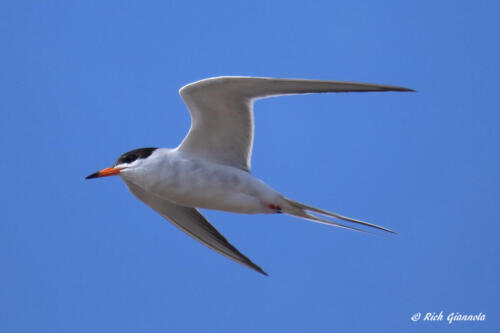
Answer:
xmin=177 ymin=190 xmax=263 ymax=214
xmin=135 ymin=159 xmax=280 ymax=214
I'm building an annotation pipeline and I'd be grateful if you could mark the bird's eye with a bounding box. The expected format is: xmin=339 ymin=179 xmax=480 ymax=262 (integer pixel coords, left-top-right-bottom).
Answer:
xmin=126 ymin=154 xmax=137 ymax=163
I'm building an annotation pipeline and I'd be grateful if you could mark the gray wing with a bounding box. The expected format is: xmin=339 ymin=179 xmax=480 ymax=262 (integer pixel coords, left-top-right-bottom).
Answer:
xmin=178 ymin=76 xmax=414 ymax=171
xmin=124 ymin=180 xmax=267 ymax=275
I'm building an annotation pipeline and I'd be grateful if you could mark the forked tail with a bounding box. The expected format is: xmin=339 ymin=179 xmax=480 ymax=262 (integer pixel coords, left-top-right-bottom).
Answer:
xmin=281 ymin=198 xmax=396 ymax=234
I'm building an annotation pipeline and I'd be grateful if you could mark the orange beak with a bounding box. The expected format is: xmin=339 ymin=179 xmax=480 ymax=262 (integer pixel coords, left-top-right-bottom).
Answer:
xmin=85 ymin=166 xmax=123 ymax=179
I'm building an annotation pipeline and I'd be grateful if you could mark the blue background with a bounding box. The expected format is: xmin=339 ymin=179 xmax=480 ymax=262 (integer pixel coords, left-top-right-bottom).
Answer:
xmin=1 ymin=1 xmax=499 ymax=332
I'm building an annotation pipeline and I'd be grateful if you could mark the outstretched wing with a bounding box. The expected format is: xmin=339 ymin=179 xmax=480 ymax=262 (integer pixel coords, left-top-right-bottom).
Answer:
xmin=178 ymin=76 xmax=414 ymax=171
xmin=124 ymin=180 xmax=267 ymax=275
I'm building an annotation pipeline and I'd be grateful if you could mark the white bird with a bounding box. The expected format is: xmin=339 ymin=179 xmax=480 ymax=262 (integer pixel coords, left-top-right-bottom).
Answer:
xmin=86 ymin=76 xmax=414 ymax=275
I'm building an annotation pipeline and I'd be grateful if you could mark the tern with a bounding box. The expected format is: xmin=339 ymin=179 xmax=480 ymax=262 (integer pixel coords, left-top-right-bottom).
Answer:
xmin=86 ymin=76 xmax=413 ymax=275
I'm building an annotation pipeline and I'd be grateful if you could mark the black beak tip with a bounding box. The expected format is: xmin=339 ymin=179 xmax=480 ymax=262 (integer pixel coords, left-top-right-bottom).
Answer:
xmin=85 ymin=172 xmax=99 ymax=180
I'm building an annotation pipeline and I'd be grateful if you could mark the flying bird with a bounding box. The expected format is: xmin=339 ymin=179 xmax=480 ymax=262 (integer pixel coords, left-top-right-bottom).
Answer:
xmin=86 ymin=76 xmax=414 ymax=275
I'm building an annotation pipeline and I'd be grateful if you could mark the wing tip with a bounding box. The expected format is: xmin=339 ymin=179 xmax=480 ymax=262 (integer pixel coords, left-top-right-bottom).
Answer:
xmin=396 ymin=87 xmax=416 ymax=92
xmin=246 ymin=261 xmax=268 ymax=276
xmin=378 ymin=86 xmax=415 ymax=93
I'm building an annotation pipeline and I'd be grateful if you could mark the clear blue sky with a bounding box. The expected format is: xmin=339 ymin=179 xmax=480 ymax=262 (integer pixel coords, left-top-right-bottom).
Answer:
xmin=1 ymin=1 xmax=499 ymax=332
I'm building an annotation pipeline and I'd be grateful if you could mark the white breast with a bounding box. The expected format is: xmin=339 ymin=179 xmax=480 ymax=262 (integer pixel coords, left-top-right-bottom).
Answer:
xmin=120 ymin=148 xmax=283 ymax=214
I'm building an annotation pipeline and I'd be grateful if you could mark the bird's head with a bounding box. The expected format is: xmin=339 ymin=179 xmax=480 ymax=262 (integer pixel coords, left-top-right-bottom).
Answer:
xmin=85 ymin=147 xmax=158 ymax=179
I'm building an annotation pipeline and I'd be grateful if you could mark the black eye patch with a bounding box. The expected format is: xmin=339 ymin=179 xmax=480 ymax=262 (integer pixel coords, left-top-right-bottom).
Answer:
xmin=124 ymin=154 xmax=137 ymax=163
xmin=115 ymin=147 xmax=157 ymax=165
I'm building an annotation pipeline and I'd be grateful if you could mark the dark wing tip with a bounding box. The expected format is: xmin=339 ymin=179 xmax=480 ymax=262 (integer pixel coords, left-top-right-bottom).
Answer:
xmin=250 ymin=263 xmax=269 ymax=276
xmin=399 ymin=87 xmax=416 ymax=92
xmin=230 ymin=249 xmax=268 ymax=276
xmin=382 ymin=86 xmax=416 ymax=92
